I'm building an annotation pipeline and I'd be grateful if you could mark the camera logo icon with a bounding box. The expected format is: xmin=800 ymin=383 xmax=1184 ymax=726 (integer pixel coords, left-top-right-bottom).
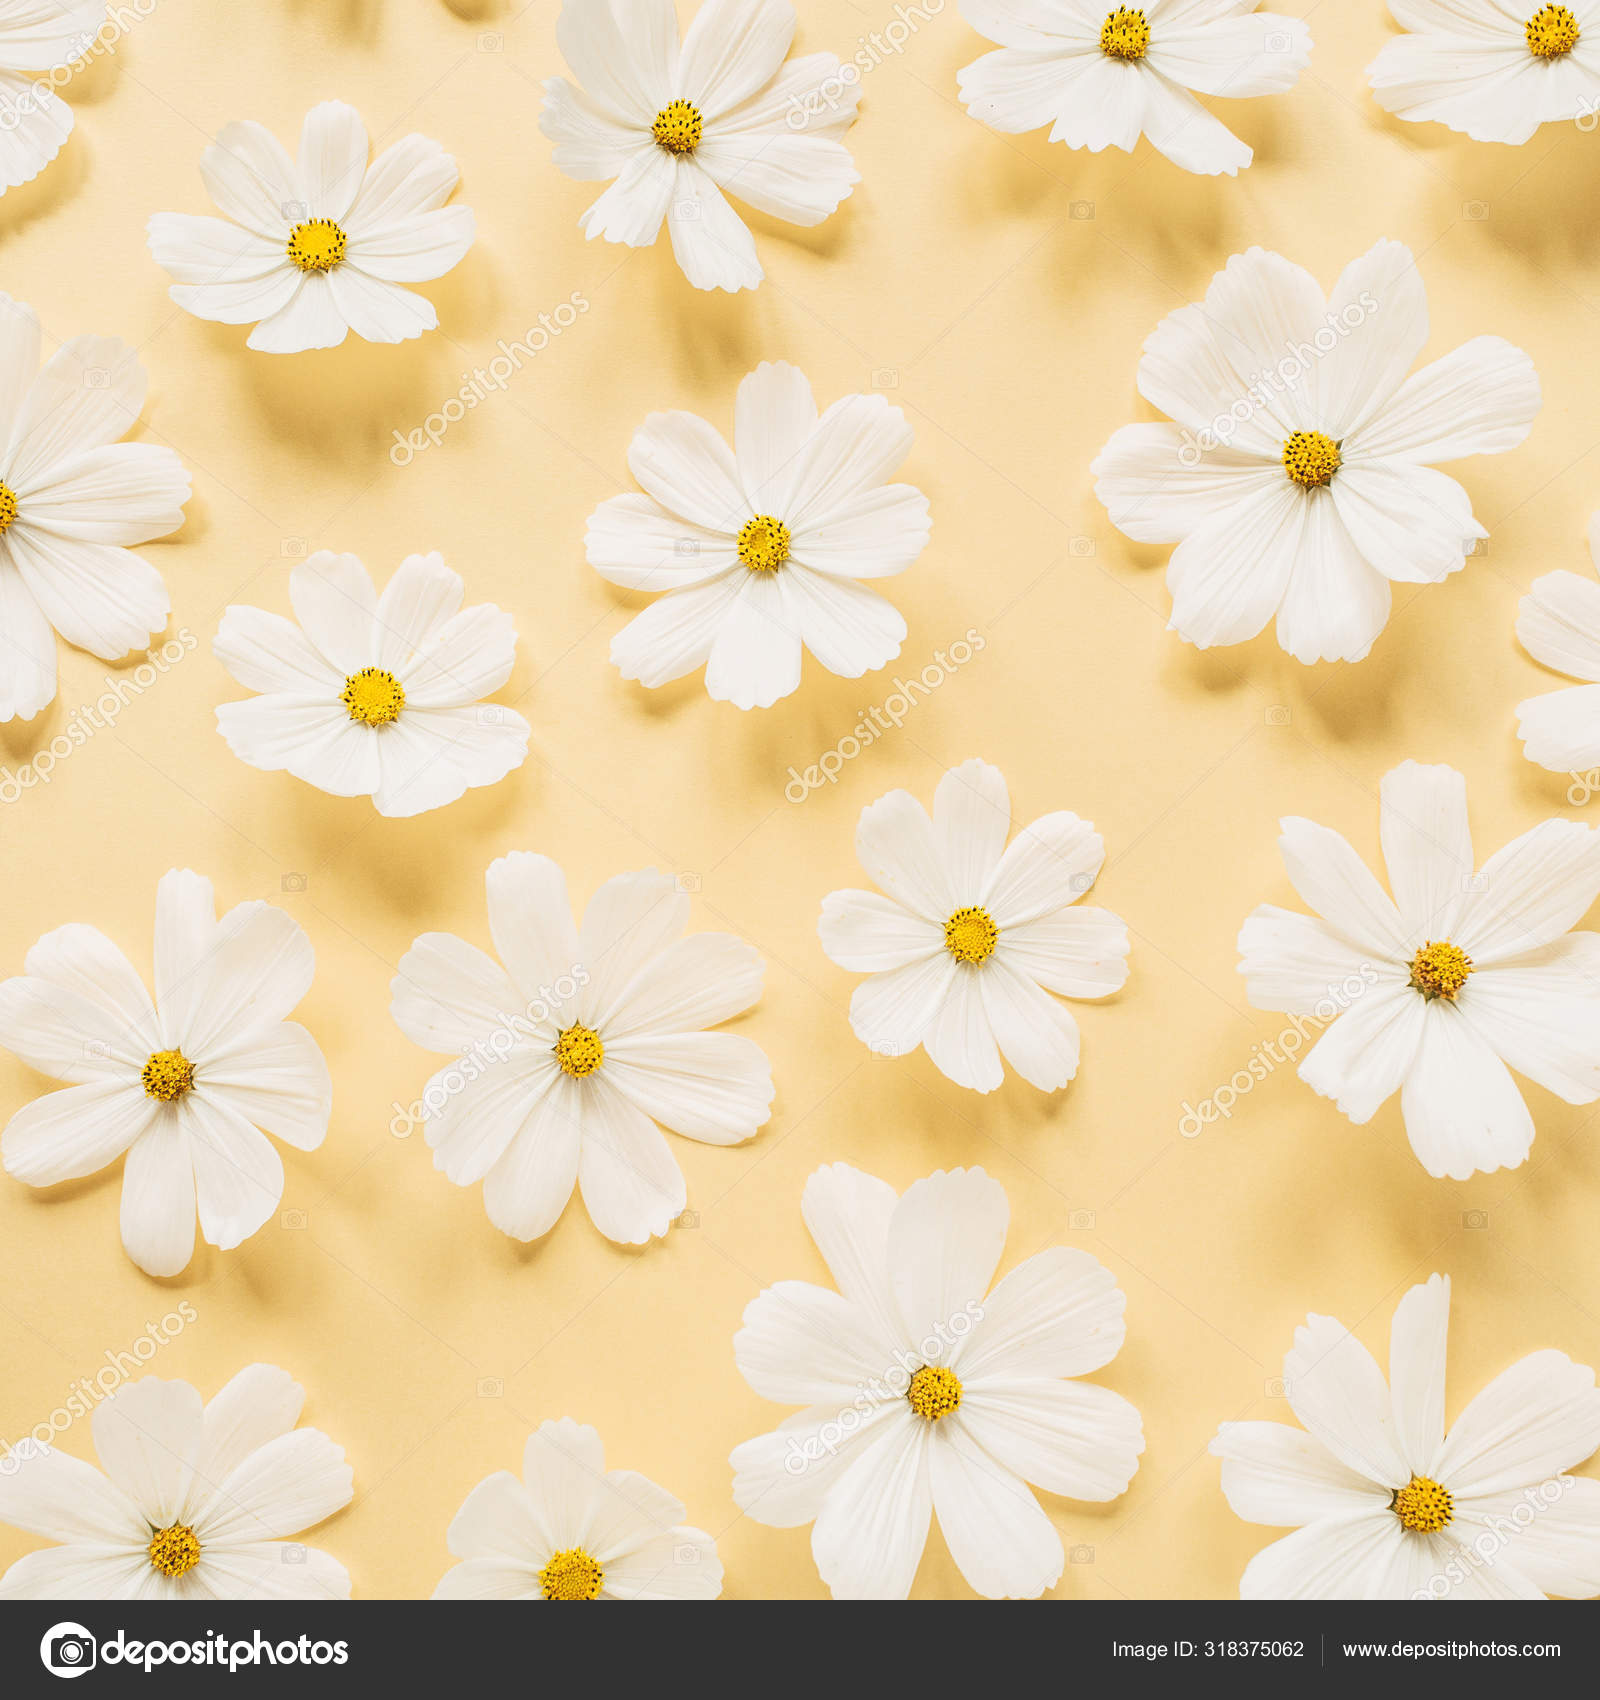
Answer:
xmin=41 ymin=1624 xmax=96 ymax=1677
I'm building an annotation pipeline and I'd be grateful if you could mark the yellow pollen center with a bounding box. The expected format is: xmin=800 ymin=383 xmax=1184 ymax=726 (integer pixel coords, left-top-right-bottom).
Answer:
xmin=652 ymin=99 xmax=702 ymax=154
xmin=340 ymin=667 xmax=406 ymax=727
xmin=555 ymin=1024 xmax=604 ymax=1078
xmin=944 ymin=906 xmax=998 ymax=965
xmin=1100 ymin=6 xmax=1150 ymax=59
xmin=147 ymin=1522 xmax=201 ymax=1577
xmin=141 ymin=1048 xmax=194 ymax=1102
xmin=737 ymin=514 xmax=791 ymax=573
xmin=1410 ymin=940 xmax=1473 ymax=1002
xmin=1393 ymin=1474 xmax=1454 ymax=1534
xmin=1283 ymin=430 xmax=1342 ymax=489
xmin=539 ymin=1546 xmax=604 ymax=1600
xmin=906 ymin=1364 xmax=963 ymax=1421
xmin=1526 ymin=5 xmax=1580 ymax=57
xmin=285 ymin=217 xmax=347 ymax=273
xmin=0 ymin=481 xmax=16 ymax=534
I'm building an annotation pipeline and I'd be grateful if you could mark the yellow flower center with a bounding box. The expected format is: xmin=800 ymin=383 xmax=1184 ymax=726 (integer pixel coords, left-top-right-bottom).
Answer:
xmin=1392 ymin=1474 xmax=1454 ymax=1534
xmin=555 ymin=1024 xmax=604 ymax=1078
xmin=0 ymin=481 xmax=16 ymax=534
xmin=737 ymin=514 xmax=791 ymax=573
xmin=944 ymin=905 xmax=998 ymax=965
xmin=285 ymin=217 xmax=347 ymax=273
xmin=539 ymin=1545 xmax=604 ymax=1600
xmin=1410 ymin=940 xmax=1472 ymax=1002
xmin=341 ymin=667 xmax=406 ymax=727
xmin=1100 ymin=6 xmax=1150 ymax=59
xmin=652 ymin=99 xmax=702 ymax=154
xmin=1282 ymin=430 xmax=1342 ymax=489
xmin=1526 ymin=5 xmax=1580 ymax=57
xmin=147 ymin=1522 xmax=201 ymax=1577
xmin=906 ymin=1364 xmax=963 ymax=1421
xmin=141 ymin=1048 xmax=195 ymax=1102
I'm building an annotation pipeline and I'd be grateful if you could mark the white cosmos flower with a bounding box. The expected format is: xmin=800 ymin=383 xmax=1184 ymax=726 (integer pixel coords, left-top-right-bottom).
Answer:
xmin=1515 ymin=512 xmax=1600 ymax=775
xmin=590 ymin=361 xmax=929 ymax=709
xmin=0 ymin=1365 xmax=353 ymax=1600
xmin=0 ymin=293 xmax=190 ymax=722
xmin=957 ymin=0 xmax=1312 ymax=177
xmin=0 ymin=869 xmax=331 ymax=1277
xmin=147 ymin=99 xmax=475 ymax=353
xmin=1369 ymin=1 xmax=1600 ymax=144
xmin=818 ymin=759 xmax=1129 ymax=1094
xmin=0 ymin=1 xmax=105 ymax=192
xmin=540 ymin=0 xmax=859 ymax=293
xmin=391 ymin=853 xmax=773 ymax=1246
xmin=213 ymin=550 xmax=529 ymax=819
xmin=1237 ymin=760 xmax=1600 ymax=1181
xmin=1092 ymin=239 xmax=1541 ymax=664
xmin=1212 ymin=1275 xmax=1600 ymax=1600
xmin=731 ymin=1163 xmax=1144 ymax=1600
xmin=434 ymin=1418 xmax=722 ymax=1600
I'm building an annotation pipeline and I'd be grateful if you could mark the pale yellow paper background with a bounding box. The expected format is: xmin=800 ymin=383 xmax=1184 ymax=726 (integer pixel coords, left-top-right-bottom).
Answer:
xmin=1 ymin=0 xmax=1597 ymax=1602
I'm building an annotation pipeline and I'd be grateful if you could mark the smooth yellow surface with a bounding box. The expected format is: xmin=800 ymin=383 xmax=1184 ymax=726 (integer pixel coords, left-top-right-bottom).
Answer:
xmin=2 ymin=0 xmax=1598 ymax=1602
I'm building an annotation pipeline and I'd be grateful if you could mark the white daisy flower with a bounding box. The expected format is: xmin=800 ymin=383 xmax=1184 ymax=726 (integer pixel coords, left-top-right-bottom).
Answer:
xmin=0 ymin=869 xmax=331 ymax=1277
xmin=213 ymin=550 xmax=529 ymax=819
xmin=390 ymin=852 xmax=774 ymax=1246
xmin=957 ymin=0 xmax=1312 ymax=177
xmin=1515 ymin=512 xmax=1600 ymax=775
xmin=731 ymin=1163 xmax=1143 ymax=1600
xmin=147 ymin=99 xmax=476 ymax=353
xmin=818 ymin=759 xmax=1129 ymax=1094
xmin=1369 ymin=2 xmax=1600 ymax=144
xmin=589 ymin=361 xmax=929 ymax=710
xmin=0 ymin=1364 xmax=353 ymax=1599
xmin=1212 ymin=1275 xmax=1600 ymax=1600
xmin=0 ymin=1 xmax=105 ymax=193
xmin=1237 ymin=760 xmax=1600 ymax=1181
xmin=0 ymin=293 xmax=191 ymax=723
xmin=540 ymin=0 xmax=860 ymax=293
xmin=1092 ymin=239 xmax=1541 ymax=664
xmin=433 ymin=1418 xmax=722 ymax=1600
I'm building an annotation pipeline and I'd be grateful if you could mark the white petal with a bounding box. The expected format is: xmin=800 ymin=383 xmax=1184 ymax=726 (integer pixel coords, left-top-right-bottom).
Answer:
xmin=1316 ymin=239 xmax=1428 ymax=440
xmin=391 ymin=930 xmax=524 ymax=1055
xmin=1351 ymin=336 xmax=1541 ymax=465
xmin=2 ymin=1079 xmax=154 ymax=1187
xmin=603 ymin=930 xmax=762 ymax=1039
xmin=1276 ymin=815 xmax=1409 ymax=959
xmin=783 ymin=395 xmax=914 ymax=533
xmin=1518 ymin=566 xmax=1600 ymax=682
xmin=811 ymin=1414 xmax=930 ymax=1599
xmin=1237 ymin=905 xmax=1379 ymax=1016
xmin=586 ymin=493 xmax=739 ymax=591
xmin=577 ymin=143 xmax=674 ymax=246
xmin=933 ymin=759 xmax=1011 ymax=900
xmin=296 ymin=101 xmax=368 ymax=222
xmin=369 ymin=550 xmax=462 ymax=667
xmin=782 ymin=563 xmax=905 ymax=680
xmin=194 ymin=1429 xmax=351 ymax=1546
xmin=577 ymin=867 xmax=687 ymax=1021
xmin=958 ymin=1245 xmax=1126 ymax=1381
xmin=1379 ymin=760 xmax=1473 ymax=942
xmin=0 ymin=1545 xmax=151 ymax=1600
xmin=958 ymin=1378 xmax=1144 ymax=1501
xmin=786 ymin=482 xmax=930 ymax=579
xmin=185 ymin=1365 xmax=306 ymax=1517
xmin=1211 ymin=1421 xmax=1392 ymax=1527
xmin=983 ymin=811 xmax=1105 ymax=927
xmin=215 ymin=697 xmax=381 ymax=797
xmin=666 ymin=162 xmax=762 ymax=292
xmin=1455 ymin=1477 xmax=1600 ymax=1600
xmin=695 ymin=129 xmax=858 ymax=225
xmin=16 ymin=443 xmax=190 ymax=548
xmin=1166 ymin=478 xmax=1302 ymax=651
xmin=325 ymin=268 xmax=437 ymax=345
xmin=0 ymin=559 xmax=55 ymax=719
xmin=608 ymin=570 xmax=745 ymax=688
xmin=1332 ymin=459 xmax=1479 ymax=585
xmin=1093 ymin=423 xmax=1280 ymax=546
xmin=1282 ymin=1312 xmax=1408 ymax=1489
xmin=213 ymin=606 xmax=342 ymax=697
xmin=1389 ymin=1274 xmax=1450 ymax=1478
xmin=118 ymin=1116 xmax=195 ymax=1277
xmin=1297 ymin=980 xmax=1424 ymax=1125
xmin=1273 ymin=490 xmax=1393 ymax=665
xmin=247 ymin=274 xmax=351 ymax=354
xmin=166 ymin=896 xmax=314 ymax=1057
xmin=540 ymin=76 xmax=643 ymax=181
xmin=923 ymin=964 xmax=1004 ymax=1092
xmin=1455 ymin=818 xmax=1600 ymax=964
xmin=1138 ymin=70 xmax=1251 ymax=176
xmin=199 ymin=120 xmax=299 ymax=238
xmin=1462 ymin=934 xmax=1600 ymax=1104
xmin=184 ymin=1092 xmax=284 ymax=1252
xmin=428 ymin=1053 xmax=560 ymax=1191
xmin=481 ymin=1074 xmax=582 ymax=1241
xmin=146 ymin=212 xmax=287 ymax=286
xmin=0 ymin=1444 xmax=145 ymax=1546
xmin=627 ymin=407 xmax=745 ymax=532
xmin=731 ymin=1401 xmax=903 ymax=1528
xmin=195 ymin=1023 xmax=330 ymax=1153
xmin=855 ymin=786 xmax=955 ymax=921
xmin=190 ymin=1541 xmax=349 ymax=1600
xmin=677 ymin=0 xmax=793 ymax=118
xmin=799 ymin=1162 xmax=901 ymax=1345
xmin=848 ymin=952 xmax=958 ymax=1061
xmin=1519 ymin=683 xmax=1600 ymax=777
xmin=444 ymin=1469 xmax=547 ymax=1565
xmin=347 ymin=131 xmax=461 ymax=224
xmin=370 ymin=707 xmax=529 ymax=817
xmin=556 ymin=0 xmax=678 ymax=123
xmin=1437 ymin=1351 xmax=1600 ymax=1497
xmin=574 ymin=1077 xmax=685 ymax=1243
xmin=888 ymin=1167 xmax=1008 ymax=1343
xmin=399 ymin=605 xmax=517 ymax=709
xmin=818 ymin=890 xmax=942 ymax=974
xmin=980 ymin=957 xmax=1081 ymax=1090
xmin=929 ymin=1419 xmax=1064 ymax=1599
xmin=604 ymin=1030 xmax=773 ymax=1143
xmin=734 ymin=1278 xmax=897 ymax=1407
xmin=602 ymin=1526 xmax=722 ymax=1598
xmin=92 ymin=1376 xmax=203 ymax=1526
xmin=345 ymin=207 xmax=473 ymax=285
xmin=4 ymin=529 xmax=169 ymax=662
xmin=1238 ymin=1511 xmax=1407 ymax=1600
xmin=288 ymin=551 xmax=376 ymax=672
xmin=484 ymin=852 xmax=582 ymax=1015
